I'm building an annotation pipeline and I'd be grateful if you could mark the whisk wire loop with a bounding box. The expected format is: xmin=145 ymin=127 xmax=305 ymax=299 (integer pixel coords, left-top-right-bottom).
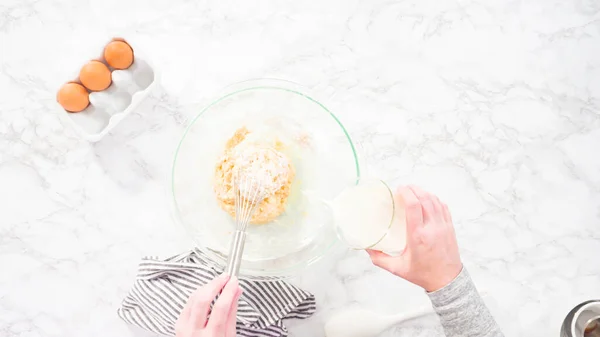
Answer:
xmin=225 ymin=172 xmax=265 ymax=276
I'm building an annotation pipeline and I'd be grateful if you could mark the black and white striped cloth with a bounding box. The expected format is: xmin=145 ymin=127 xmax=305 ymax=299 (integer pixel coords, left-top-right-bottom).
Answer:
xmin=118 ymin=249 xmax=316 ymax=337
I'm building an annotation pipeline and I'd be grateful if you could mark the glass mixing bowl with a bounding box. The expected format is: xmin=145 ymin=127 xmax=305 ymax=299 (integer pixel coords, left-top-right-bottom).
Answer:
xmin=171 ymin=79 xmax=359 ymax=279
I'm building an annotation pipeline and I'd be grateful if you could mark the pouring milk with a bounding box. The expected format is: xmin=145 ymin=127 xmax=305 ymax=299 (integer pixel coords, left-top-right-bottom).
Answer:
xmin=332 ymin=179 xmax=407 ymax=254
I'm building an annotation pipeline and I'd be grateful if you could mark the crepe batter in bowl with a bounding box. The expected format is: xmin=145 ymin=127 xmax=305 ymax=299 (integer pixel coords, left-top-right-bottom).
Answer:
xmin=171 ymin=79 xmax=359 ymax=279
xmin=214 ymin=127 xmax=295 ymax=224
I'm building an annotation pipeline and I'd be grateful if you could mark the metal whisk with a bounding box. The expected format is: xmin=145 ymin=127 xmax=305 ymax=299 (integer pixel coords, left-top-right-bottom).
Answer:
xmin=224 ymin=173 xmax=265 ymax=276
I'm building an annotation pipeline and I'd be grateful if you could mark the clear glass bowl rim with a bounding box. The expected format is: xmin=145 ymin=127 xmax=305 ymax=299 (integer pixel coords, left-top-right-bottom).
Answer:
xmin=170 ymin=78 xmax=361 ymax=278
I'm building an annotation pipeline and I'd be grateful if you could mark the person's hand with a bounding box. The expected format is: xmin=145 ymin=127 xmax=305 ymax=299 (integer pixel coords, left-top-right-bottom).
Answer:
xmin=175 ymin=275 xmax=242 ymax=337
xmin=367 ymin=186 xmax=462 ymax=292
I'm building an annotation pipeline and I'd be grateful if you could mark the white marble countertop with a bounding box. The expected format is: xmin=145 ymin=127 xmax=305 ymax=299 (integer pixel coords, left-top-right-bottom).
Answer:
xmin=2 ymin=0 xmax=600 ymax=336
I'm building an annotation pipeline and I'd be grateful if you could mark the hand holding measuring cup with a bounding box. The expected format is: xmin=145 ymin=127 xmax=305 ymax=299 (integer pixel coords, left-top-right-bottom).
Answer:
xmin=367 ymin=186 xmax=462 ymax=292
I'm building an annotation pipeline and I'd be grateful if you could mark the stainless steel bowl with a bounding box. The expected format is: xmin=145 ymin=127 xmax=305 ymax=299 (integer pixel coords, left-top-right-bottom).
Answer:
xmin=561 ymin=300 xmax=600 ymax=337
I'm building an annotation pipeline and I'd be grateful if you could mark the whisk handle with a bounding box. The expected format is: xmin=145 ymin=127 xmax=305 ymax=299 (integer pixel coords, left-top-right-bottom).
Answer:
xmin=225 ymin=230 xmax=247 ymax=276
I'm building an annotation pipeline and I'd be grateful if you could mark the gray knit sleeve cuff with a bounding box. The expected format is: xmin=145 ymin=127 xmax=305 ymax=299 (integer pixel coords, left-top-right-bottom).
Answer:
xmin=426 ymin=267 xmax=505 ymax=337
xmin=427 ymin=266 xmax=472 ymax=306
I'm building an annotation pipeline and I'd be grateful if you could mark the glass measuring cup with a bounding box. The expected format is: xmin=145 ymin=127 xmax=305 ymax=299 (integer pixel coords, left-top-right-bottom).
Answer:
xmin=331 ymin=178 xmax=407 ymax=255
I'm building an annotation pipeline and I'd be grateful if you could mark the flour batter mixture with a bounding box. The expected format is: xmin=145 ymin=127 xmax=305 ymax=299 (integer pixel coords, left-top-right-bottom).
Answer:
xmin=214 ymin=127 xmax=295 ymax=224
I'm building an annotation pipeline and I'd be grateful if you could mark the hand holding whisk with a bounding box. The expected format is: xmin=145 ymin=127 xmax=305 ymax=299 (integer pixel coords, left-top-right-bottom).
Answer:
xmin=224 ymin=172 xmax=266 ymax=276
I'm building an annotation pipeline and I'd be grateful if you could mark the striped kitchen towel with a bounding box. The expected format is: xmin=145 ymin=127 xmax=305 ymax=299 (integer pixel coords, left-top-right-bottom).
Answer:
xmin=118 ymin=249 xmax=316 ymax=337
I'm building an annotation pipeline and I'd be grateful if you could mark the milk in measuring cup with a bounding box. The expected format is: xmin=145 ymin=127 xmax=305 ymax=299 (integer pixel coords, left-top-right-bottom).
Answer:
xmin=332 ymin=180 xmax=407 ymax=255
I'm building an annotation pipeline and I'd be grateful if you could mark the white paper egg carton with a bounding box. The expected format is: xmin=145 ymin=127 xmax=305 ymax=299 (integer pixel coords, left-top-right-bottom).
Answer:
xmin=55 ymin=37 xmax=158 ymax=142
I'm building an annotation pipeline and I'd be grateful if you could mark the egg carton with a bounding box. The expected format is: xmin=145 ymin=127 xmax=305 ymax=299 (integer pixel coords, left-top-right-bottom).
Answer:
xmin=55 ymin=37 xmax=158 ymax=142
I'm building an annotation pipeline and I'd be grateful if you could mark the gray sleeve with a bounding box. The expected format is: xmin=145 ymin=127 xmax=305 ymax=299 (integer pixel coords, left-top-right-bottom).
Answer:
xmin=427 ymin=267 xmax=504 ymax=337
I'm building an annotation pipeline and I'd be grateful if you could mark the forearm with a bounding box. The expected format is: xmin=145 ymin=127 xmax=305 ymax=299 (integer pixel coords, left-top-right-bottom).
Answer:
xmin=427 ymin=267 xmax=504 ymax=337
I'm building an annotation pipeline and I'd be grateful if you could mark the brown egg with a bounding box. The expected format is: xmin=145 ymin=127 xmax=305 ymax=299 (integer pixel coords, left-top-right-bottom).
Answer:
xmin=104 ymin=41 xmax=134 ymax=69
xmin=57 ymin=82 xmax=89 ymax=112
xmin=79 ymin=60 xmax=112 ymax=91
